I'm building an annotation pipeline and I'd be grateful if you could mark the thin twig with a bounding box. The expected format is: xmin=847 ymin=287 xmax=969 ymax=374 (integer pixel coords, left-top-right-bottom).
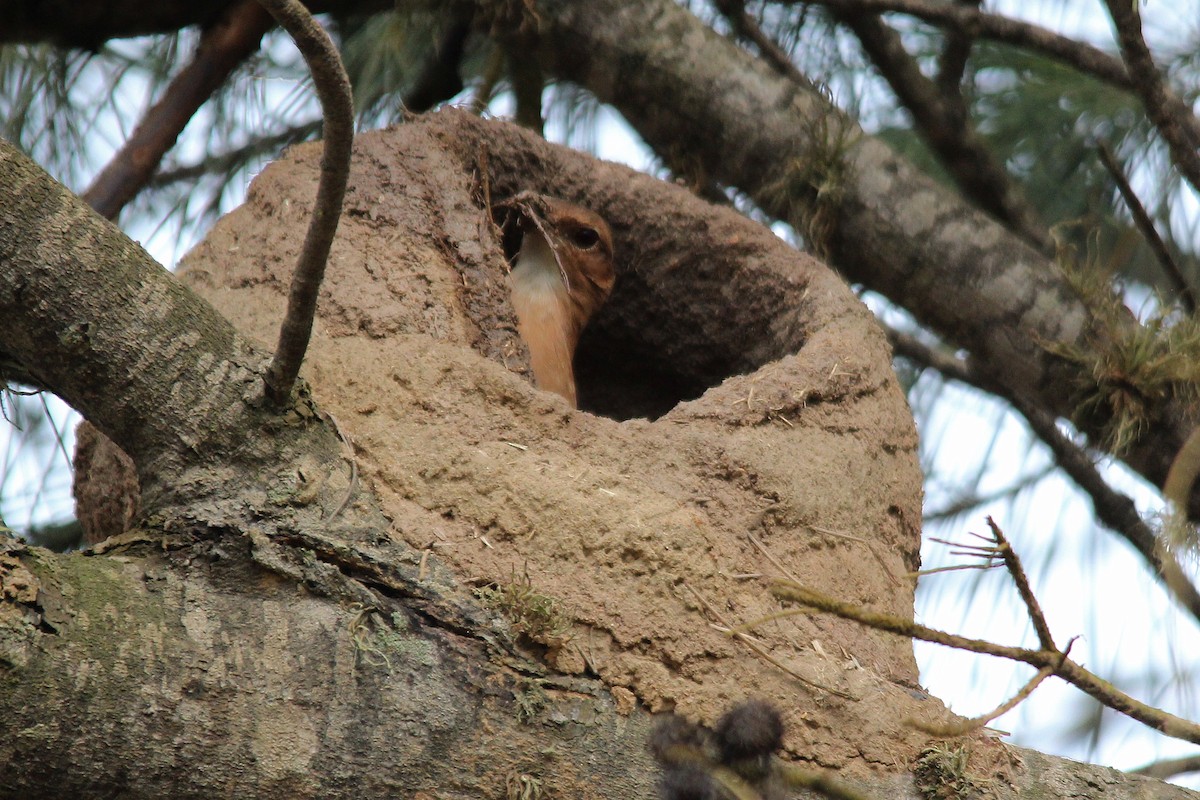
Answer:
xmin=147 ymin=120 xmax=322 ymax=190
xmin=776 ymin=762 xmax=874 ymax=800
xmin=911 ymin=563 xmax=999 ymax=577
xmin=770 ymin=578 xmax=1200 ymax=745
xmin=807 ymin=525 xmax=899 ymax=586
xmin=259 ymin=0 xmax=354 ymax=406
xmin=886 ymin=328 xmax=971 ymax=383
xmin=926 ymin=535 xmax=998 ymax=554
xmin=1097 ymin=140 xmax=1196 ymax=313
xmin=1005 ymin=392 xmax=1200 ymax=628
xmin=747 ymin=529 xmax=802 ymax=584
xmin=909 ymin=663 xmax=1056 ymax=737
xmin=924 ymin=464 xmax=1056 ymax=523
xmin=322 ymin=411 xmax=359 ymax=522
xmin=82 ymin=0 xmax=274 ymax=220
xmin=986 ymin=517 xmax=1054 ymax=650
xmin=713 ymin=0 xmax=813 ymax=87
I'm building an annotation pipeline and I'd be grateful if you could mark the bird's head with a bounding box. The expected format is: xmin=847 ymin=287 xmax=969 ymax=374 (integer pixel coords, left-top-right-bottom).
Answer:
xmin=497 ymin=192 xmax=616 ymax=320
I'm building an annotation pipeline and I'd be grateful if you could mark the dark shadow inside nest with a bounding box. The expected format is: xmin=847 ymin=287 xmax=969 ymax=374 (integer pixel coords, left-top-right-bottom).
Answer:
xmin=570 ymin=260 xmax=809 ymax=422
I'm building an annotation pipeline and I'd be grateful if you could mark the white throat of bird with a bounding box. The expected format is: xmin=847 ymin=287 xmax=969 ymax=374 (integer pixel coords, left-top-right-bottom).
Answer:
xmin=509 ymin=228 xmax=579 ymax=406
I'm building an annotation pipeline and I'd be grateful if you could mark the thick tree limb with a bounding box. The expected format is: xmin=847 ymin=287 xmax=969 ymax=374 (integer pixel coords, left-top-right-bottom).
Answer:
xmin=0 ymin=531 xmax=661 ymax=799
xmin=0 ymin=138 xmax=353 ymax=532
xmin=0 ymin=141 xmax=267 ymax=494
xmin=81 ymin=0 xmax=274 ymax=220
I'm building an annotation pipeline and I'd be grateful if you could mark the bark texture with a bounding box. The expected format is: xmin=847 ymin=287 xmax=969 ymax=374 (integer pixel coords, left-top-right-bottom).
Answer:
xmin=4 ymin=536 xmax=1189 ymax=798
xmin=0 ymin=138 xmax=347 ymax=523
xmin=0 ymin=533 xmax=657 ymax=798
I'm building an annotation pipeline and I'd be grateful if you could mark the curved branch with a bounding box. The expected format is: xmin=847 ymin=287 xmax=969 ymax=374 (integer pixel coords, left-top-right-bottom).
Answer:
xmin=257 ymin=0 xmax=354 ymax=405
xmin=81 ymin=0 xmax=273 ymax=220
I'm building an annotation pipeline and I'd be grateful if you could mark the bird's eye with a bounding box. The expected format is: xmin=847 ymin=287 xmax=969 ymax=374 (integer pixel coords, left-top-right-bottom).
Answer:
xmin=570 ymin=227 xmax=601 ymax=249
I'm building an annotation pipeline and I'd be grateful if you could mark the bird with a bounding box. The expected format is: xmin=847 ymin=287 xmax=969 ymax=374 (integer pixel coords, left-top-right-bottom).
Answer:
xmin=497 ymin=193 xmax=616 ymax=408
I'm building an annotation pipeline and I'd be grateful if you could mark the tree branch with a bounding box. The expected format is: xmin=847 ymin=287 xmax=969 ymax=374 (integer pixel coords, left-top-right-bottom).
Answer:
xmin=1102 ymin=0 xmax=1200 ymax=197
xmin=713 ymin=0 xmax=813 ymax=87
xmin=507 ymin=46 xmax=546 ymax=134
xmin=833 ymin=9 xmax=1048 ymax=250
xmin=0 ymin=140 xmax=275 ymax=506
xmin=887 ymin=325 xmax=1200 ymax=626
xmin=402 ymin=15 xmax=472 ymax=113
xmin=1132 ymin=754 xmax=1200 ymax=781
xmin=81 ymin=0 xmax=273 ymax=220
xmin=784 ymin=0 xmax=1132 ymax=90
xmin=772 ymin=551 xmax=1200 ymax=747
xmin=257 ymin=0 xmax=354 ymax=406
xmin=147 ymin=120 xmax=323 ymax=189
xmin=934 ymin=0 xmax=979 ymax=99
xmin=1097 ymin=140 xmax=1196 ymax=313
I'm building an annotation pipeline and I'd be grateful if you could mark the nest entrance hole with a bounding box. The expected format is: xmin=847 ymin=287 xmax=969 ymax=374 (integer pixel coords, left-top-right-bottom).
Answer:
xmin=568 ymin=261 xmax=808 ymax=421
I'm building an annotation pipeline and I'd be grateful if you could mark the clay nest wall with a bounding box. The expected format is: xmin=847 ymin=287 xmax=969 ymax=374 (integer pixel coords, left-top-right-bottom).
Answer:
xmin=174 ymin=109 xmax=942 ymax=771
